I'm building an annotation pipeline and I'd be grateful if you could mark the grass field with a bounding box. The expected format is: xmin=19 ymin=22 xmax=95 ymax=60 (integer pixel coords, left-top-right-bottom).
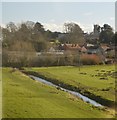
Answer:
xmin=25 ymin=65 xmax=115 ymax=107
xmin=0 ymin=68 xmax=2 ymax=119
xmin=2 ymin=68 xmax=115 ymax=118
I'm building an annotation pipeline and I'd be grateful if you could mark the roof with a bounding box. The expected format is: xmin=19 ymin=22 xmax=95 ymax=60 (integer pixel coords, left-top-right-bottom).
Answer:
xmin=101 ymin=45 xmax=110 ymax=51
xmin=64 ymin=44 xmax=81 ymax=50
xmin=81 ymin=46 xmax=87 ymax=52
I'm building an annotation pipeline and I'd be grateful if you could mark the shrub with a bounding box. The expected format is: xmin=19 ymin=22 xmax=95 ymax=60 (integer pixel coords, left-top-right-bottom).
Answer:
xmin=81 ymin=54 xmax=101 ymax=65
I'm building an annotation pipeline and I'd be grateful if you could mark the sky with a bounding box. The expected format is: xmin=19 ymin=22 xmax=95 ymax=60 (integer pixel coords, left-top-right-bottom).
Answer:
xmin=1 ymin=2 xmax=115 ymax=33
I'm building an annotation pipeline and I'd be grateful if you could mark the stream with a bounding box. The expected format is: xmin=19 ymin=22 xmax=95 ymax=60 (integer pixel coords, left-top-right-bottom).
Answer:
xmin=29 ymin=75 xmax=103 ymax=107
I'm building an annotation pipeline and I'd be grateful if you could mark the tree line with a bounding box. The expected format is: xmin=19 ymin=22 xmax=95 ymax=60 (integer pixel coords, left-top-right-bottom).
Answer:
xmin=1 ymin=21 xmax=116 ymax=51
xmin=1 ymin=21 xmax=116 ymax=67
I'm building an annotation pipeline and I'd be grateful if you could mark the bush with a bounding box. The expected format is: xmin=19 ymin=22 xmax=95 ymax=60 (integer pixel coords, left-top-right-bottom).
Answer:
xmin=29 ymin=54 xmax=66 ymax=67
xmin=81 ymin=54 xmax=101 ymax=65
xmin=3 ymin=49 xmax=103 ymax=67
xmin=2 ymin=49 xmax=36 ymax=68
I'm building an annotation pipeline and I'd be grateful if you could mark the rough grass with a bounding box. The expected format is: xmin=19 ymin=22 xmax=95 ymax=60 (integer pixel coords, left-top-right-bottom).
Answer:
xmin=2 ymin=68 xmax=114 ymax=118
xmin=25 ymin=65 xmax=115 ymax=104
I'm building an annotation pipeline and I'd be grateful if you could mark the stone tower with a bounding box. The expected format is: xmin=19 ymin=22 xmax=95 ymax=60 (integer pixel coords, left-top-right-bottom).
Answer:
xmin=93 ymin=24 xmax=100 ymax=35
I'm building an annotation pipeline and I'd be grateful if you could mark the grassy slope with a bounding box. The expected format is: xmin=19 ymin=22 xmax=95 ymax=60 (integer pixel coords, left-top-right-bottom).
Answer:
xmin=26 ymin=65 xmax=115 ymax=102
xmin=2 ymin=68 xmax=113 ymax=118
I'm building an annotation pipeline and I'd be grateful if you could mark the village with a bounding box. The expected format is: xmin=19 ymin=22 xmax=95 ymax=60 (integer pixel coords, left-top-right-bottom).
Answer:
xmin=36 ymin=24 xmax=116 ymax=65
xmin=2 ymin=23 xmax=116 ymax=67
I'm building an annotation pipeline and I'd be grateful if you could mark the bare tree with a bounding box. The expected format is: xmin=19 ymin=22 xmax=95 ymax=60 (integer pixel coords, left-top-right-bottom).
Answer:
xmin=64 ymin=22 xmax=85 ymax=45
xmin=6 ymin=22 xmax=18 ymax=33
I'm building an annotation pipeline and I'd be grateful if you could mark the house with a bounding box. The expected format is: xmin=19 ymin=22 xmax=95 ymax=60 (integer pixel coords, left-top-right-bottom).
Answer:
xmin=86 ymin=45 xmax=98 ymax=54
xmin=105 ymin=58 xmax=115 ymax=64
xmin=100 ymin=44 xmax=115 ymax=59
xmin=80 ymin=46 xmax=87 ymax=53
xmin=49 ymin=47 xmax=56 ymax=52
xmin=100 ymin=44 xmax=110 ymax=51
xmin=47 ymin=47 xmax=64 ymax=55
xmin=63 ymin=44 xmax=81 ymax=51
xmin=85 ymin=44 xmax=104 ymax=56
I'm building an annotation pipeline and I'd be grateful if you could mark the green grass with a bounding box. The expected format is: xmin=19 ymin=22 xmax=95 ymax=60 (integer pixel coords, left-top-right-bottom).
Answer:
xmin=0 ymin=68 xmax=2 ymax=119
xmin=25 ymin=65 xmax=115 ymax=103
xmin=2 ymin=68 xmax=114 ymax=118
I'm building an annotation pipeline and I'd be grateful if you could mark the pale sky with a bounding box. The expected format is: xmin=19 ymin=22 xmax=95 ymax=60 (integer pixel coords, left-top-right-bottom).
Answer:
xmin=1 ymin=2 xmax=116 ymax=33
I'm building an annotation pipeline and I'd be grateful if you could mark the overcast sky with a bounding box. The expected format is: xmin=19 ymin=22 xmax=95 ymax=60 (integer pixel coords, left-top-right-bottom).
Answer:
xmin=1 ymin=2 xmax=115 ymax=33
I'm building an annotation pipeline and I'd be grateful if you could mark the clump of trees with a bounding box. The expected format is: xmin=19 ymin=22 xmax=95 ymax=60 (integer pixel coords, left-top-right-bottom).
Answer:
xmin=85 ymin=24 xmax=115 ymax=45
xmin=2 ymin=21 xmax=55 ymax=67
xmin=99 ymin=24 xmax=115 ymax=44
xmin=59 ymin=23 xmax=85 ymax=45
xmin=2 ymin=21 xmax=51 ymax=51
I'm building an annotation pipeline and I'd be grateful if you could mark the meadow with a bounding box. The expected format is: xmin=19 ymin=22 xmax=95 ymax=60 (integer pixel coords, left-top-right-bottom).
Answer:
xmin=2 ymin=67 xmax=115 ymax=118
xmin=24 ymin=65 xmax=116 ymax=108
